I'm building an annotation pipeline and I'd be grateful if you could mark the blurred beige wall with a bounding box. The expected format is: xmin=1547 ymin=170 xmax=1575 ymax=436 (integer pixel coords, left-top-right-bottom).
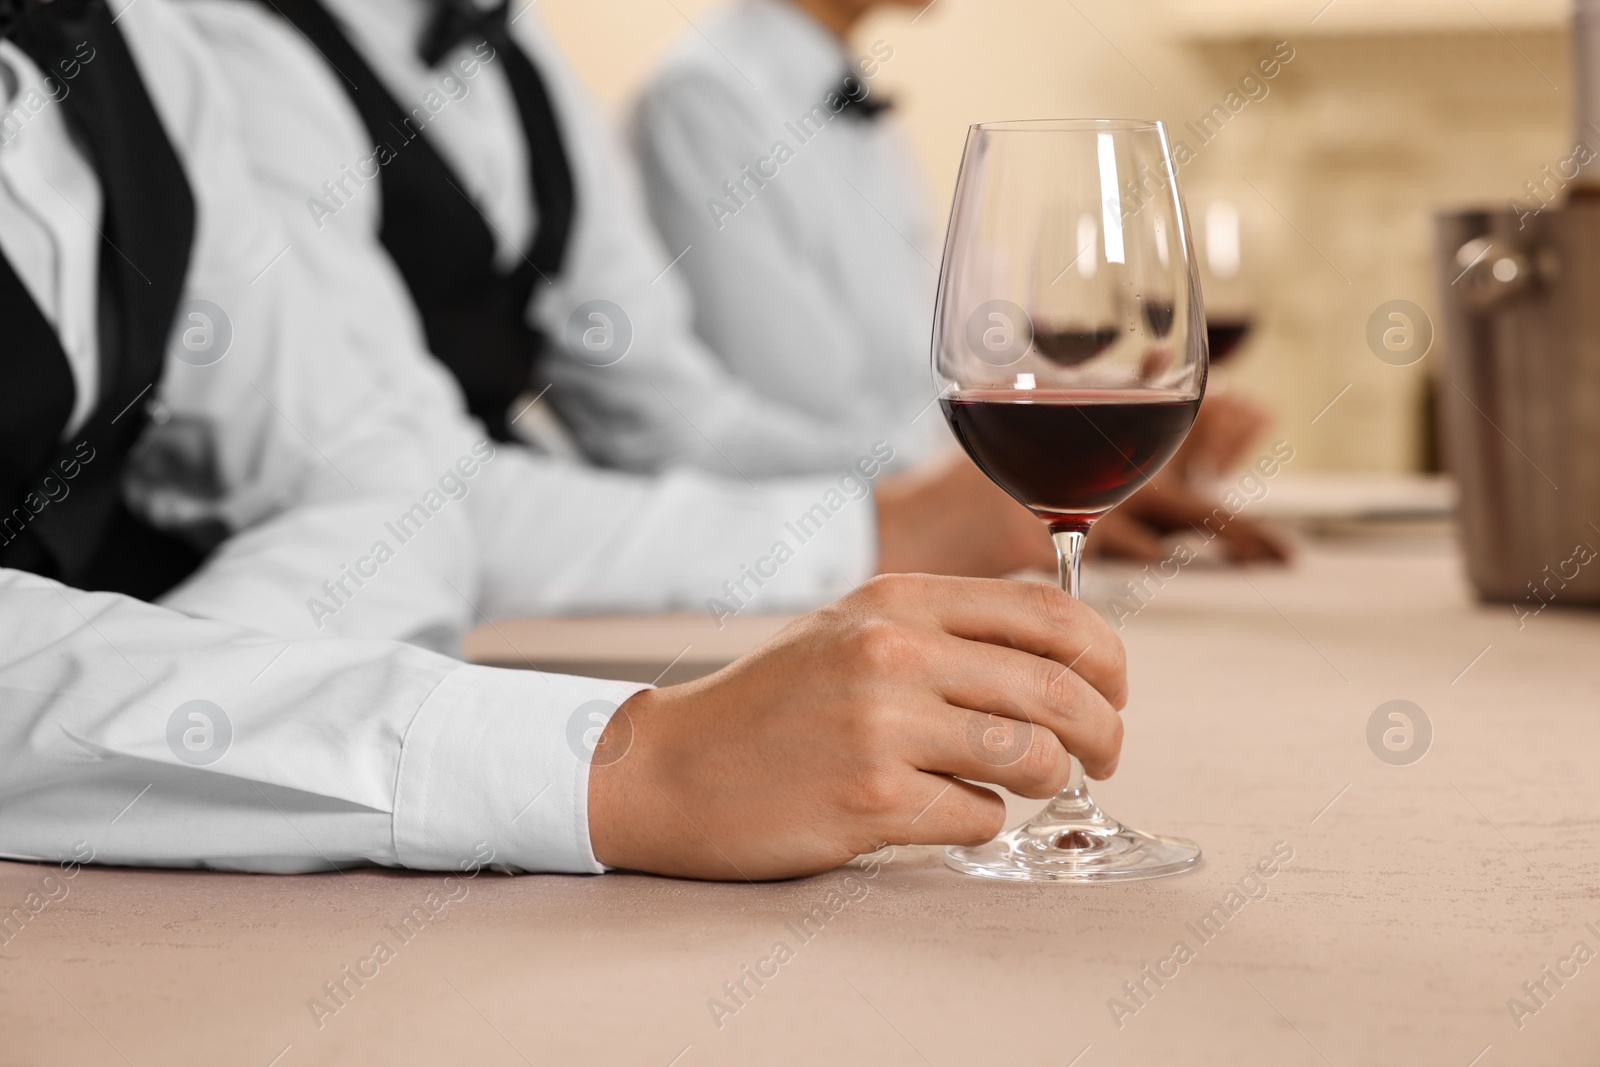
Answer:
xmin=541 ymin=0 xmax=1570 ymax=472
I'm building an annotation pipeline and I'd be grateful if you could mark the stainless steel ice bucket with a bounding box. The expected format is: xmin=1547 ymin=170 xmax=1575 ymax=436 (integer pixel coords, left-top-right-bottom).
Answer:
xmin=1435 ymin=204 xmax=1600 ymax=606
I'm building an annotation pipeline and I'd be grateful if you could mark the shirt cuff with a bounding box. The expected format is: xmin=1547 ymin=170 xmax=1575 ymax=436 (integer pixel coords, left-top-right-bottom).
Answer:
xmin=392 ymin=663 xmax=649 ymax=874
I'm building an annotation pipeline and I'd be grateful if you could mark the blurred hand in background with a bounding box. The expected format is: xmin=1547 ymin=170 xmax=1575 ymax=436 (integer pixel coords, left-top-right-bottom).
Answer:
xmin=1090 ymin=391 xmax=1290 ymax=564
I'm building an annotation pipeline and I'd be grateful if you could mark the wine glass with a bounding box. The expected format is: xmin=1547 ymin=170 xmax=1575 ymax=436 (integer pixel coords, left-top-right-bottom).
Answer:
xmin=1200 ymin=198 xmax=1253 ymax=366
xmin=933 ymin=119 xmax=1204 ymax=882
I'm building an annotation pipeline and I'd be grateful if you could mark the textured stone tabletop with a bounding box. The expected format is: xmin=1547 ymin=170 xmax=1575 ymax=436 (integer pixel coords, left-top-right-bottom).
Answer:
xmin=4 ymin=535 xmax=1598 ymax=1066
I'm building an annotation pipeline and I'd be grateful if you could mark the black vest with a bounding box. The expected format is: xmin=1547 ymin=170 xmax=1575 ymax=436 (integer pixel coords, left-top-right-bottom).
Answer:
xmin=0 ymin=0 xmax=203 ymax=599
xmin=264 ymin=0 xmax=576 ymax=442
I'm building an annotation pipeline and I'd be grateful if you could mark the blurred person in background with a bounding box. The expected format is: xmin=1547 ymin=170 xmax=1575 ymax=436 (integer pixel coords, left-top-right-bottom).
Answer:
xmin=630 ymin=0 xmax=1288 ymax=563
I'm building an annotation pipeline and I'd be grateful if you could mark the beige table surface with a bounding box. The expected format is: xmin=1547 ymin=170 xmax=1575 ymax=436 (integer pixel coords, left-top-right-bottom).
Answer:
xmin=5 ymin=534 xmax=1600 ymax=1067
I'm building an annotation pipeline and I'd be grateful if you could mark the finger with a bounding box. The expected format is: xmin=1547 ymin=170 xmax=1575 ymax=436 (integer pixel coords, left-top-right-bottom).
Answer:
xmin=892 ymin=700 xmax=1072 ymax=799
xmin=912 ymin=634 xmax=1124 ymax=779
xmin=870 ymin=574 xmax=1127 ymax=709
xmin=875 ymin=774 xmax=1007 ymax=848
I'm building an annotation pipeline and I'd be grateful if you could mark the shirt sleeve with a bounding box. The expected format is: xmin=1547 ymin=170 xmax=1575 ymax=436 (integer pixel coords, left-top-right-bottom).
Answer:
xmin=465 ymin=446 xmax=877 ymax=618
xmin=0 ymin=568 xmax=645 ymax=873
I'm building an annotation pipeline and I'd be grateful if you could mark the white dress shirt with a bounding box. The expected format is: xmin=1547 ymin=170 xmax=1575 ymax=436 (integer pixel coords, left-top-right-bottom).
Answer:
xmin=184 ymin=0 xmax=900 ymax=479
xmin=0 ymin=0 xmax=871 ymax=876
xmin=630 ymin=0 xmax=947 ymax=468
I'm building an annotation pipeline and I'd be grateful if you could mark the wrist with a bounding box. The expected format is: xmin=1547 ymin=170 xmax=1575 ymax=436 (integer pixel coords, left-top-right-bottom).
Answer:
xmin=584 ymin=680 xmax=761 ymax=880
xmin=585 ymin=688 xmax=655 ymax=870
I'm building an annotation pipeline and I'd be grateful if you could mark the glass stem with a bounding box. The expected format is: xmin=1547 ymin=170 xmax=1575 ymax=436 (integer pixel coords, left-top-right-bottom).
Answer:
xmin=1051 ymin=528 xmax=1089 ymax=795
xmin=1052 ymin=527 xmax=1086 ymax=599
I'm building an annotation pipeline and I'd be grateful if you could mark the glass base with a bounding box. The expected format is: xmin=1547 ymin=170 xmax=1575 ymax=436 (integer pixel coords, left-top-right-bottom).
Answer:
xmin=944 ymin=787 xmax=1201 ymax=883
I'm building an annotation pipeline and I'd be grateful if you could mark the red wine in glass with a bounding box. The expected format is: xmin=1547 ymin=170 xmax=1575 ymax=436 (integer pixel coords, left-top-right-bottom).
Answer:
xmin=942 ymin=389 xmax=1199 ymax=531
xmin=1206 ymin=319 xmax=1252 ymax=364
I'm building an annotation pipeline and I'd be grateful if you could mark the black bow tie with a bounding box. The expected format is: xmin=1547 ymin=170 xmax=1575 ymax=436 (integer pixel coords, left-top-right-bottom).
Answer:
xmin=835 ymin=72 xmax=892 ymax=122
xmin=419 ymin=0 xmax=509 ymax=67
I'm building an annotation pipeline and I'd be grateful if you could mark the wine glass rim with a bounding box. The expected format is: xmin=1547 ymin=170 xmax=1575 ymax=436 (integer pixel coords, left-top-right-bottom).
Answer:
xmin=970 ymin=118 xmax=1165 ymax=134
